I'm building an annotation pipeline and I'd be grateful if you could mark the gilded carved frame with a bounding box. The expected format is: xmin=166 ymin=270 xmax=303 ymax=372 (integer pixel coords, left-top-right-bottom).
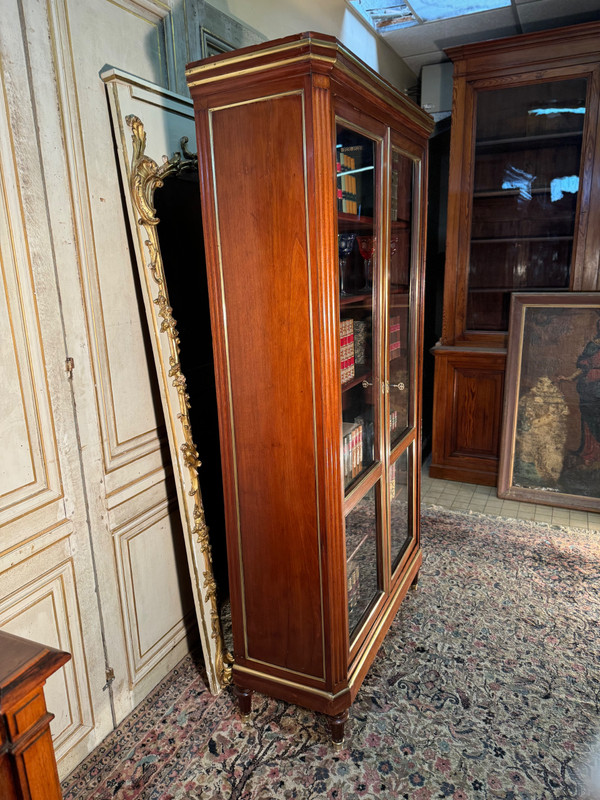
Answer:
xmin=102 ymin=69 xmax=231 ymax=693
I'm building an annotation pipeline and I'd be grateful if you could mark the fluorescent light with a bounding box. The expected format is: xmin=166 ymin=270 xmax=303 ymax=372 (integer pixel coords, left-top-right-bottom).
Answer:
xmin=347 ymin=0 xmax=510 ymax=31
xmin=347 ymin=1 xmax=418 ymax=31
xmin=408 ymin=0 xmax=509 ymax=22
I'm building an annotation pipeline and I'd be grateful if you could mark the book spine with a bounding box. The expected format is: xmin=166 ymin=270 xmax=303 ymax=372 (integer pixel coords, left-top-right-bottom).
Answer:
xmin=389 ymin=315 xmax=401 ymax=358
xmin=340 ymin=319 xmax=355 ymax=384
xmin=347 ymin=562 xmax=360 ymax=614
xmin=338 ymin=149 xmax=358 ymax=216
xmin=389 ymin=464 xmax=396 ymax=500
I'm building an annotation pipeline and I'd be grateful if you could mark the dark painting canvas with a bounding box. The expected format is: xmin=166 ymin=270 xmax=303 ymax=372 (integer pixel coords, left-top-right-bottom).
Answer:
xmin=499 ymin=293 xmax=600 ymax=511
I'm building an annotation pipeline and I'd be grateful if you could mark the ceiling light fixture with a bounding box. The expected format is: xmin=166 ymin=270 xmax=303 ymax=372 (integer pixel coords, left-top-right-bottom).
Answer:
xmin=347 ymin=0 xmax=510 ymax=31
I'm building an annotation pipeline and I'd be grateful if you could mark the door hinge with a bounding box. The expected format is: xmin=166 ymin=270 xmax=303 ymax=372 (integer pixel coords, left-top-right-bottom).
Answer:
xmin=65 ymin=357 xmax=75 ymax=378
xmin=103 ymin=666 xmax=115 ymax=690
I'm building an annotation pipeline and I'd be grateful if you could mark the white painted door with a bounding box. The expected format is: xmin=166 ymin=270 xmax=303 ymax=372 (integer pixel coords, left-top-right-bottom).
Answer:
xmin=0 ymin=0 xmax=205 ymax=777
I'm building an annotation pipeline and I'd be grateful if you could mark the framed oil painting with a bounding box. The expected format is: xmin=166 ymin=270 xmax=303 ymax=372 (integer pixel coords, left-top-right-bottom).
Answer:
xmin=498 ymin=292 xmax=600 ymax=512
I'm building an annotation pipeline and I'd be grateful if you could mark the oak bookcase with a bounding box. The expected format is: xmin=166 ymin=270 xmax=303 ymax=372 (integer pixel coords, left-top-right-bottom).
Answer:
xmin=186 ymin=32 xmax=433 ymax=743
xmin=430 ymin=21 xmax=600 ymax=486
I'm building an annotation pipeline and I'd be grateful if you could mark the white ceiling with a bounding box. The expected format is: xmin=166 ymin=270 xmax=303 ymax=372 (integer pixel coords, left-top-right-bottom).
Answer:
xmin=374 ymin=0 xmax=600 ymax=75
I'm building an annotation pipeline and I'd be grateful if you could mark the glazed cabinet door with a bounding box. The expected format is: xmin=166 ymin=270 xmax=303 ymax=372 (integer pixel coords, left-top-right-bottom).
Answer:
xmin=466 ymin=76 xmax=589 ymax=335
xmin=336 ymin=120 xmax=423 ymax=649
xmin=387 ymin=143 xmax=422 ymax=579
xmin=336 ymin=118 xmax=385 ymax=643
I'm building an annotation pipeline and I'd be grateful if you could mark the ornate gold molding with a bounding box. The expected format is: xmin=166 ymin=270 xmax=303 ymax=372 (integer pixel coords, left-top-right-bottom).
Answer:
xmin=125 ymin=114 xmax=232 ymax=688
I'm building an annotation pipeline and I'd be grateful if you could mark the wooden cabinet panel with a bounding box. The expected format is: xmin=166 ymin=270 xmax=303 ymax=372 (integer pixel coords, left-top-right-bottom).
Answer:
xmin=186 ymin=32 xmax=433 ymax=744
xmin=431 ymin=348 xmax=506 ymax=485
xmin=211 ymin=93 xmax=324 ymax=677
xmin=452 ymin=365 xmax=504 ymax=457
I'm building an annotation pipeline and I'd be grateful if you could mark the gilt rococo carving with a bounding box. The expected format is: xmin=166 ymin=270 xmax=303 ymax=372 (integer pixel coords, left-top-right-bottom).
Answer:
xmin=125 ymin=114 xmax=232 ymax=688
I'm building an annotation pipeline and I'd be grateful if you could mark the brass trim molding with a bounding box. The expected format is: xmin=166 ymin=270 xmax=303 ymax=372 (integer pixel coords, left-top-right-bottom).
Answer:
xmin=125 ymin=114 xmax=233 ymax=688
xmin=185 ymin=35 xmax=336 ymax=82
xmin=185 ymin=33 xmax=432 ymax=133
xmin=234 ymin=664 xmax=349 ymax=703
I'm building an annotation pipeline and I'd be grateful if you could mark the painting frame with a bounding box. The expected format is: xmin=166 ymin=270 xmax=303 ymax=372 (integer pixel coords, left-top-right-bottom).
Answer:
xmin=498 ymin=292 xmax=600 ymax=513
xmin=101 ymin=68 xmax=232 ymax=694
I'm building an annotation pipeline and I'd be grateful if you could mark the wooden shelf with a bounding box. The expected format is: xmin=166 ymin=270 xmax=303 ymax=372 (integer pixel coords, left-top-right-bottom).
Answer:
xmin=471 ymin=235 xmax=574 ymax=244
xmin=340 ymin=292 xmax=371 ymax=306
xmin=342 ymin=367 xmax=371 ymax=392
xmin=476 ymin=130 xmax=583 ymax=149
xmin=468 ymin=286 xmax=569 ymax=293
xmin=473 ymin=187 xmax=576 ymax=199
xmin=337 ymin=212 xmax=373 ymax=231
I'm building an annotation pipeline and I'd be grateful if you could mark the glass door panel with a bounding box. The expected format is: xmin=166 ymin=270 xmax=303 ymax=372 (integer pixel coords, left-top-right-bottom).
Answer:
xmin=389 ymin=148 xmax=414 ymax=446
xmin=345 ymin=484 xmax=382 ymax=638
xmin=337 ymin=124 xmax=379 ymax=490
xmin=467 ymin=78 xmax=587 ymax=331
xmin=389 ymin=446 xmax=412 ymax=573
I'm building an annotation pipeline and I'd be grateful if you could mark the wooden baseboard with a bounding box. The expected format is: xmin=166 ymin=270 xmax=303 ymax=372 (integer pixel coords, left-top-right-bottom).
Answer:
xmin=428 ymin=462 xmax=498 ymax=487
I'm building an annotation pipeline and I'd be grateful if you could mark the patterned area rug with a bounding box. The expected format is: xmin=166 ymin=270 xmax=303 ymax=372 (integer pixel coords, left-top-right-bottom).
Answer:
xmin=62 ymin=508 xmax=600 ymax=800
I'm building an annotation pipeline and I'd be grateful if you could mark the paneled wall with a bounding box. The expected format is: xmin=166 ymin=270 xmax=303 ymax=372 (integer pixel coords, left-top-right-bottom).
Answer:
xmin=0 ymin=0 xmax=201 ymax=777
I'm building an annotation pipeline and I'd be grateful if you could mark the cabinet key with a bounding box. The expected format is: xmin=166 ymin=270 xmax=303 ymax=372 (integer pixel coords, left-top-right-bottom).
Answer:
xmin=390 ymin=382 xmax=405 ymax=391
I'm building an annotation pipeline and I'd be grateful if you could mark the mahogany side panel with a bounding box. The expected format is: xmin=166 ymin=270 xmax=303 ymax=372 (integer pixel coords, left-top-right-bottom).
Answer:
xmin=209 ymin=93 xmax=325 ymax=679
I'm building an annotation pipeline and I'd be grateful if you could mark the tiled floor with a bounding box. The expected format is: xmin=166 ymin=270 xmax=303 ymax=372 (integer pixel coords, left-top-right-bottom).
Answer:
xmin=421 ymin=458 xmax=600 ymax=531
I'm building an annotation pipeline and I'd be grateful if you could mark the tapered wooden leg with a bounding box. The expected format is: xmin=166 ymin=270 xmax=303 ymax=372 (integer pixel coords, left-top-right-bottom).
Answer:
xmin=410 ymin=569 xmax=420 ymax=590
xmin=233 ymin=684 xmax=253 ymax=719
xmin=328 ymin=709 xmax=349 ymax=749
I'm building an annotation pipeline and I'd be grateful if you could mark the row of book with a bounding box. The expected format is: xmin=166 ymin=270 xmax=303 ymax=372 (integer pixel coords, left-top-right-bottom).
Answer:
xmin=342 ymin=410 xmax=400 ymax=487
xmin=341 ymin=316 xmax=400 ymax=378
xmin=342 ymin=420 xmax=363 ymax=487
xmin=341 ymin=317 xmax=370 ymax=384
xmin=337 ymin=148 xmax=358 ymax=214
